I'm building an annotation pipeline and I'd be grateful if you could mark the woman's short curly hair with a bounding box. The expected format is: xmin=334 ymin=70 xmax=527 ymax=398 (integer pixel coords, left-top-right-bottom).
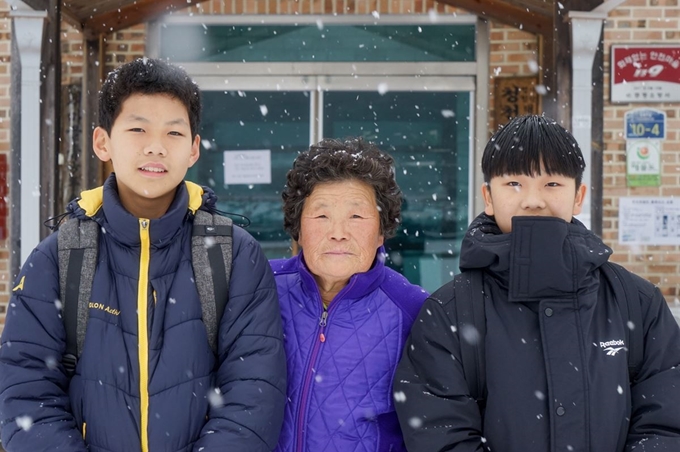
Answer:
xmin=282 ymin=137 xmax=403 ymax=241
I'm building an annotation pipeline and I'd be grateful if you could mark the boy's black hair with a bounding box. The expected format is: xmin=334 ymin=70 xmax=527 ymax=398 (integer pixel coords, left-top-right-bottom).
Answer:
xmin=481 ymin=114 xmax=585 ymax=188
xmin=98 ymin=58 xmax=202 ymax=138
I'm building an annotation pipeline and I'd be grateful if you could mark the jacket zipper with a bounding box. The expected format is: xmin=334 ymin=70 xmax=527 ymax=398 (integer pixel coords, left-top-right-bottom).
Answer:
xmin=294 ymin=279 xmax=357 ymax=452
xmin=294 ymin=305 xmax=329 ymax=452
xmin=137 ymin=219 xmax=151 ymax=452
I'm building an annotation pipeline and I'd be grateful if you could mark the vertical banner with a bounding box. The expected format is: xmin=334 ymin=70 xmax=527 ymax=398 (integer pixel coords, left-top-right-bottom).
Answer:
xmin=0 ymin=154 xmax=6 ymax=239
xmin=493 ymin=76 xmax=539 ymax=129
xmin=625 ymin=140 xmax=661 ymax=187
xmin=624 ymin=108 xmax=665 ymax=187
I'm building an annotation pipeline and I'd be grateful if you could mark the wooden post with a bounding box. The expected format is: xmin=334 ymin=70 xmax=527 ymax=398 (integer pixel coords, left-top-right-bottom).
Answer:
xmin=40 ymin=0 xmax=60 ymax=237
xmin=81 ymin=36 xmax=104 ymax=191
xmin=10 ymin=24 xmax=21 ymax=282
xmin=591 ymin=33 xmax=604 ymax=237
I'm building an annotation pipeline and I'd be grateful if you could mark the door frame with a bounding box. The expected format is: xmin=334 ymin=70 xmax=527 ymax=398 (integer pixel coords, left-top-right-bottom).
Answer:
xmin=147 ymin=13 xmax=490 ymax=215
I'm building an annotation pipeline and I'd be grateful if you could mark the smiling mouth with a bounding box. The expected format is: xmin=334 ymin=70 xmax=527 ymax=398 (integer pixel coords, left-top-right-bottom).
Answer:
xmin=139 ymin=167 xmax=167 ymax=173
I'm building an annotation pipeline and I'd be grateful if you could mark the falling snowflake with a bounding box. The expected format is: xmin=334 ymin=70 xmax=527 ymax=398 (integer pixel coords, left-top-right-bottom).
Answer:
xmin=16 ymin=416 xmax=33 ymax=431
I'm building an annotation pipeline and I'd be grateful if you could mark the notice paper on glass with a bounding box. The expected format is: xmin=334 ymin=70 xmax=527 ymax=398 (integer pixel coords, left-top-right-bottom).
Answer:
xmin=223 ymin=150 xmax=272 ymax=185
xmin=619 ymin=197 xmax=680 ymax=245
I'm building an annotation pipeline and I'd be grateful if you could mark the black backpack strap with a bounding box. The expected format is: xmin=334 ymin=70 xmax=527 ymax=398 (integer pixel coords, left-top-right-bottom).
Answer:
xmin=57 ymin=218 xmax=99 ymax=376
xmin=454 ymin=270 xmax=487 ymax=407
xmin=192 ymin=210 xmax=233 ymax=356
xmin=601 ymin=262 xmax=643 ymax=382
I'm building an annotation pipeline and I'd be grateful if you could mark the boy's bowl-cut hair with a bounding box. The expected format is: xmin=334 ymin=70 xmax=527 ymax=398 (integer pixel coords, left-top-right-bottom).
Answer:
xmin=98 ymin=58 xmax=202 ymax=138
xmin=482 ymin=114 xmax=586 ymax=188
xmin=282 ymin=137 xmax=403 ymax=241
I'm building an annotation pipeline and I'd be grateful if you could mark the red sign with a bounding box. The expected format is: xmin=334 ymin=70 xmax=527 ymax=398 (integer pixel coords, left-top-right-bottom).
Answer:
xmin=611 ymin=45 xmax=680 ymax=103
xmin=0 ymin=154 xmax=6 ymax=240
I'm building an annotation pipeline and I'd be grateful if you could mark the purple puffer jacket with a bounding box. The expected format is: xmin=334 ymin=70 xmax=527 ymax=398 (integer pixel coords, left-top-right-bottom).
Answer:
xmin=270 ymin=250 xmax=428 ymax=452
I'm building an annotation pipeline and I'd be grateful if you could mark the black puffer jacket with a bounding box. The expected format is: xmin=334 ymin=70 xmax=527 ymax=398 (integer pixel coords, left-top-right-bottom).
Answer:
xmin=394 ymin=214 xmax=680 ymax=452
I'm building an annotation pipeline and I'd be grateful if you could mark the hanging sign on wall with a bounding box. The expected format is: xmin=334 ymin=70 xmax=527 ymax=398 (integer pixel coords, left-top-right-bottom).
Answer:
xmin=611 ymin=45 xmax=680 ymax=103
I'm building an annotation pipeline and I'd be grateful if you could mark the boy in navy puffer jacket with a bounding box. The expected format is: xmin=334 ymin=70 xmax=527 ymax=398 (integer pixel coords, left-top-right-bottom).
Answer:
xmin=0 ymin=58 xmax=286 ymax=452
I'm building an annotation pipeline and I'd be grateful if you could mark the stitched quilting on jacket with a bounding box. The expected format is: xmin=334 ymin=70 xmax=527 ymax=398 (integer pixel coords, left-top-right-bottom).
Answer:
xmin=394 ymin=213 xmax=680 ymax=452
xmin=270 ymin=251 xmax=428 ymax=452
xmin=0 ymin=174 xmax=286 ymax=452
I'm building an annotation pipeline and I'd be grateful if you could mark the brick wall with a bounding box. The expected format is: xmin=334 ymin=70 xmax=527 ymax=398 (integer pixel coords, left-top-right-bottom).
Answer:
xmin=603 ymin=0 xmax=680 ymax=303
xmin=61 ymin=22 xmax=84 ymax=85
xmin=105 ymin=24 xmax=147 ymax=74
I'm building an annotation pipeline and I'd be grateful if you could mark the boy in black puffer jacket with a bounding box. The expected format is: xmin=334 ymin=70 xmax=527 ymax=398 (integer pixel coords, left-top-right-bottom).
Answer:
xmin=394 ymin=114 xmax=680 ymax=452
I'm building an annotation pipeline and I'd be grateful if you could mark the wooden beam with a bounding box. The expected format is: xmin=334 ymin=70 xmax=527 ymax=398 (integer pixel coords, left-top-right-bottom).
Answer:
xmin=82 ymin=0 xmax=213 ymax=38
xmin=436 ymin=0 xmax=552 ymax=36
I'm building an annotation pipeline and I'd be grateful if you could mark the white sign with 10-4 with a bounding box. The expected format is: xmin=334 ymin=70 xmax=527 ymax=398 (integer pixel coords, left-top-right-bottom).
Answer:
xmin=625 ymin=108 xmax=666 ymax=140
xmin=624 ymin=108 xmax=664 ymax=187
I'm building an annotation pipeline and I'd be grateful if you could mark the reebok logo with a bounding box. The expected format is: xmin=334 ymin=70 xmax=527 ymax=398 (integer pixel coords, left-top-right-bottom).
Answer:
xmin=599 ymin=339 xmax=625 ymax=356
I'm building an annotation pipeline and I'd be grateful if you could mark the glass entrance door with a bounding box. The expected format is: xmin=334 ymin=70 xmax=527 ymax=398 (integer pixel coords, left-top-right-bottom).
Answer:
xmin=322 ymin=89 xmax=470 ymax=290
xmin=189 ymin=78 xmax=472 ymax=292
xmin=190 ymin=89 xmax=312 ymax=258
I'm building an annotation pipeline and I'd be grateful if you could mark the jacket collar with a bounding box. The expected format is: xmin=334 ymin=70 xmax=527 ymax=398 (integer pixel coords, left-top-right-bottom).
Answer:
xmin=291 ymin=247 xmax=387 ymax=306
xmin=459 ymin=213 xmax=612 ymax=301
xmin=67 ymin=173 xmax=212 ymax=248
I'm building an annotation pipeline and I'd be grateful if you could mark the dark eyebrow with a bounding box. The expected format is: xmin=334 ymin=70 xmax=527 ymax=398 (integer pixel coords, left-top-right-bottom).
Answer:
xmin=165 ymin=118 xmax=189 ymax=127
xmin=125 ymin=114 xmax=149 ymax=123
xmin=123 ymin=115 xmax=188 ymax=127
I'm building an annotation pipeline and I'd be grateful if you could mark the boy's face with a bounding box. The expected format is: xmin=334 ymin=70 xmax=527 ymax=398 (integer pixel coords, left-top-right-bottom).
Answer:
xmin=481 ymin=167 xmax=586 ymax=234
xmin=93 ymin=93 xmax=200 ymax=219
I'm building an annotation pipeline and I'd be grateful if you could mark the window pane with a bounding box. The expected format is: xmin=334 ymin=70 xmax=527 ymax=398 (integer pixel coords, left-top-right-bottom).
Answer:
xmin=187 ymin=90 xmax=311 ymax=258
xmin=160 ymin=24 xmax=475 ymax=62
xmin=323 ymin=91 xmax=470 ymax=290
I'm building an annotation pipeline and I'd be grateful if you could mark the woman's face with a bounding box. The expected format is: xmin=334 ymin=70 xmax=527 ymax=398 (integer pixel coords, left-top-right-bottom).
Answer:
xmin=299 ymin=180 xmax=384 ymax=289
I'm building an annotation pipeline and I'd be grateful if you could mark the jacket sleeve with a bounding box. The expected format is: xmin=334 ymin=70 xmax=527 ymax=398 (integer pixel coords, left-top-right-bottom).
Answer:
xmin=194 ymin=228 xmax=286 ymax=452
xmin=0 ymin=236 xmax=88 ymax=452
xmin=393 ymin=285 xmax=486 ymax=452
xmin=626 ymin=283 xmax=680 ymax=450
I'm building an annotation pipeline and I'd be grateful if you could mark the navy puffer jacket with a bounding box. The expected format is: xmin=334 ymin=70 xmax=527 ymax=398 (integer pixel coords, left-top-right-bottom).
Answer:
xmin=0 ymin=175 xmax=286 ymax=452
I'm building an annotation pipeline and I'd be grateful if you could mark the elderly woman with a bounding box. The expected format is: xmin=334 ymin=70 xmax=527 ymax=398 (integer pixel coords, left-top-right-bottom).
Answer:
xmin=270 ymin=138 xmax=428 ymax=452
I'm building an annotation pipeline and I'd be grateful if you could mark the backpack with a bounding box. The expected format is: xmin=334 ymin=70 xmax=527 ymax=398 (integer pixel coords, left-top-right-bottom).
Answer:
xmin=454 ymin=262 xmax=644 ymax=409
xmin=57 ymin=210 xmax=234 ymax=376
